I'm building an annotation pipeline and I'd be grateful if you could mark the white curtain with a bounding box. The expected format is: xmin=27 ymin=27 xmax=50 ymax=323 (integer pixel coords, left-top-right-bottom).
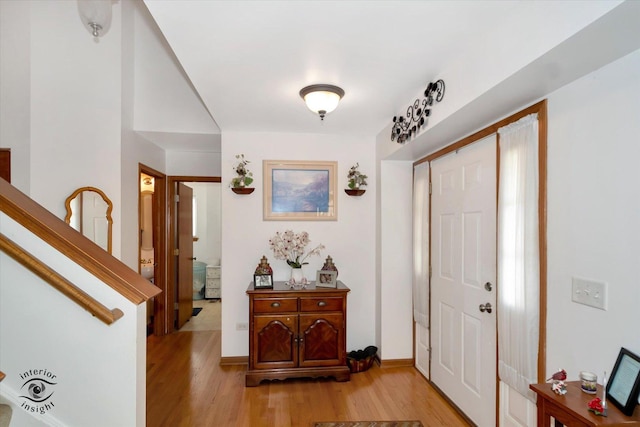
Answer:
xmin=412 ymin=162 xmax=429 ymax=327
xmin=497 ymin=113 xmax=540 ymax=401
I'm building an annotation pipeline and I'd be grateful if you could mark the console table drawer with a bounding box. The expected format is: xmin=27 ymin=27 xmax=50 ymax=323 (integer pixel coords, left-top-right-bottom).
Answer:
xmin=300 ymin=297 xmax=343 ymax=312
xmin=253 ymin=298 xmax=297 ymax=313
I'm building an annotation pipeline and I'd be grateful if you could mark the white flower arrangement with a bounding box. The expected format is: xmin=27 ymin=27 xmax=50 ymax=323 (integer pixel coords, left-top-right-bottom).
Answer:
xmin=268 ymin=230 xmax=324 ymax=268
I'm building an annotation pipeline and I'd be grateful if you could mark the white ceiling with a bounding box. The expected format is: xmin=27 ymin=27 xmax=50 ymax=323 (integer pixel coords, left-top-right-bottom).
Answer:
xmin=141 ymin=0 xmax=635 ymax=148
xmin=140 ymin=1 xmax=529 ymax=138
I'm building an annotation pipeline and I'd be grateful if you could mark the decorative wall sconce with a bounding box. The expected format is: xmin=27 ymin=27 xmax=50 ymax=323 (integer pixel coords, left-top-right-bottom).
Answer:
xmin=77 ymin=0 xmax=112 ymax=38
xmin=299 ymin=84 xmax=345 ymax=121
xmin=391 ymin=79 xmax=445 ymax=144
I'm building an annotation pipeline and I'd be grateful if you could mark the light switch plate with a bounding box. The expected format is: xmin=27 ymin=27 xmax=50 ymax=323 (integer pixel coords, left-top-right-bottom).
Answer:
xmin=572 ymin=277 xmax=607 ymax=310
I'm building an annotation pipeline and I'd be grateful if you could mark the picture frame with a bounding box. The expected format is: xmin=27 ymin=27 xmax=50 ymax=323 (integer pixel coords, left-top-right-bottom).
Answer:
xmin=316 ymin=270 xmax=337 ymax=288
xmin=263 ymin=160 xmax=337 ymax=221
xmin=606 ymin=347 xmax=640 ymax=416
xmin=253 ymin=273 xmax=273 ymax=289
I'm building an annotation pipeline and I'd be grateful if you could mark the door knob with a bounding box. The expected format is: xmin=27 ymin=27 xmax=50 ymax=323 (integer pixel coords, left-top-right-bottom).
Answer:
xmin=484 ymin=282 xmax=493 ymax=292
xmin=189 ymin=257 xmax=197 ymax=260
xmin=479 ymin=303 xmax=492 ymax=313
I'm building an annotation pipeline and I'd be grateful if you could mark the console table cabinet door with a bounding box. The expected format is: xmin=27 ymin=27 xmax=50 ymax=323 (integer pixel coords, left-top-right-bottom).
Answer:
xmin=253 ymin=315 xmax=298 ymax=370
xmin=299 ymin=313 xmax=344 ymax=368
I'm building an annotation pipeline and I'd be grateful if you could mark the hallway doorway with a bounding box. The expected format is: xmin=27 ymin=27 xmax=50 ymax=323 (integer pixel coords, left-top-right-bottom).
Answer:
xmin=139 ymin=164 xmax=167 ymax=336
xmin=168 ymin=176 xmax=221 ymax=333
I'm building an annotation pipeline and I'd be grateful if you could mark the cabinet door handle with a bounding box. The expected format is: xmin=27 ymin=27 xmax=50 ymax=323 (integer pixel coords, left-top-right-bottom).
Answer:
xmin=317 ymin=301 xmax=327 ymax=307
xmin=271 ymin=302 xmax=280 ymax=308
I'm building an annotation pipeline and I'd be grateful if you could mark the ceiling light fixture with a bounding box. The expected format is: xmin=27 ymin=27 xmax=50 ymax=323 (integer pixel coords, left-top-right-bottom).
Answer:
xmin=77 ymin=0 xmax=112 ymax=38
xmin=391 ymin=79 xmax=445 ymax=144
xmin=299 ymin=84 xmax=345 ymax=121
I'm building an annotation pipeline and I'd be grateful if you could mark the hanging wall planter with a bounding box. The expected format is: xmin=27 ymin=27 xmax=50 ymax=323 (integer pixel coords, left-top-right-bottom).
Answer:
xmin=230 ymin=154 xmax=254 ymax=195
xmin=231 ymin=187 xmax=255 ymax=195
xmin=345 ymin=189 xmax=365 ymax=196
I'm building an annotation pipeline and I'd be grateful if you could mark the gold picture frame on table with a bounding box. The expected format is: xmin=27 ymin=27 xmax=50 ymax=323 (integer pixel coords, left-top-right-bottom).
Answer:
xmin=263 ymin=160 xmax=337 ymax=221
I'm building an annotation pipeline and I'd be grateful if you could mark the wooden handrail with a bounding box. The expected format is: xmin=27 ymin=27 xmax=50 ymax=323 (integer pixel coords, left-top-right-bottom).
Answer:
xmin=0 ymin=371 xmax=5 ymax=382
xmin=0 ymin=233 xmax=124 ymax=325
xmin=0 ymin=178 xmax=160 ymax=304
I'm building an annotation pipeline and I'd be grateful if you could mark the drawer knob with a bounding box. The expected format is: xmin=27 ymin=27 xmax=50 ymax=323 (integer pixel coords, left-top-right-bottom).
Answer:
xmin=317 ymin=301 xmax=327 ymax=307
xmin=271 ymin=302 xmax=280 ymax=308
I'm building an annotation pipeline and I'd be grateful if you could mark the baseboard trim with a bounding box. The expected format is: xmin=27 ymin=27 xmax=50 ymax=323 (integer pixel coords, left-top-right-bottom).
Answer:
xmin=378 ymin=358 xmax=414 ymax=368
xmin=220 ymin=356 xmax=248 ymax=366
xmin=220 ymin=355 xmax=413 ymax=368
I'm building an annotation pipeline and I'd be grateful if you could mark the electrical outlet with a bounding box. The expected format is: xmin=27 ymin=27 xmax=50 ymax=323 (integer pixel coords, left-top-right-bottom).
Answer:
xmin=572 ymin=277 xmax=607 ymax=310
xmin=236 ymin=322 xmax=248 ymax=331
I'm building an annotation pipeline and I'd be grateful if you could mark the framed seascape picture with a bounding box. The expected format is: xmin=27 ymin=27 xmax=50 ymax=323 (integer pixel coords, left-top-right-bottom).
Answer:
xmin=606 ymin=347 xmax=640 ymax=416
xmin=263 ymin=160 xmax=337 ymax=221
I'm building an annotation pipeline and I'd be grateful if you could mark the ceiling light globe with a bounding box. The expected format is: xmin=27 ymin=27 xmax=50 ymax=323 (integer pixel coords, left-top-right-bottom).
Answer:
xmin=299 ymin=84 xmax=345 ymax=119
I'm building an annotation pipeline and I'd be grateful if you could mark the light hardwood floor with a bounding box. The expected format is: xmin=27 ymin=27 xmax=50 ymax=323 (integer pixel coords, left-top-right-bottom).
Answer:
xmin=147 ymin=310 xmax=469 ymax=426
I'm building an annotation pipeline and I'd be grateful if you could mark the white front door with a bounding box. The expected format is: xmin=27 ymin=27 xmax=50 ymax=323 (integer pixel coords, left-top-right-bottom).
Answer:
xmin=430 ymin=135 xmax=497 ymax=426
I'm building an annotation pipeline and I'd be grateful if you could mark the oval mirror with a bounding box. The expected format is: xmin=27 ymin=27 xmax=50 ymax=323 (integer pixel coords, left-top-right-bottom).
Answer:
xmin=64 ymin=187 xmax=113 ymax=254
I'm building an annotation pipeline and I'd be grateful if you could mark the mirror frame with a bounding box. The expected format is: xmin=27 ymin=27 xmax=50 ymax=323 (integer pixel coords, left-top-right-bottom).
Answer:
xmin=64 ymin=186 xmax=113 ymax=254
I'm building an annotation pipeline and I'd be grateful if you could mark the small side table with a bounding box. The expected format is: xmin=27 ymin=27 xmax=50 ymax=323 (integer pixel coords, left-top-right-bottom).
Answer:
xmin=530 ymin=381 xmax=640 ymax=427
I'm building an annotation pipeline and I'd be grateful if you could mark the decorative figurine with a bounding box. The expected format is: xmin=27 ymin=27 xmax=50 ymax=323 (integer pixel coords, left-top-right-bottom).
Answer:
xmin=321 ymin=255 xmax=338 ymax=278
xmin=552 ymin=380 xmax=567 ymax=395
xmin=253 ymin=256 xmax=274 ymax=289
xmin=547 ymin=368 xmax=568 ymax=395
xmin=546 ymin=369 xmax=567 ymax=382
xmin=254 ymin=256 xmax=273 ymax=275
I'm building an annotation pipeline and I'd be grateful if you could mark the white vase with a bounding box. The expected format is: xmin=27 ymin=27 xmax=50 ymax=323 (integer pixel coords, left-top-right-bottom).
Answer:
xmin=289 ymin=267 xmax=307 ymax=288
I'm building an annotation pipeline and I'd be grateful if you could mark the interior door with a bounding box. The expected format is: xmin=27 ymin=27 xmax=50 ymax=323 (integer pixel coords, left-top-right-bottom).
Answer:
xmin=176 ymin=183 xmax=194 ymax=329
xmin=430 ymin=135 xmax=497 ymax=426
xmin=0 ymin=149 xmax=10 ymax=182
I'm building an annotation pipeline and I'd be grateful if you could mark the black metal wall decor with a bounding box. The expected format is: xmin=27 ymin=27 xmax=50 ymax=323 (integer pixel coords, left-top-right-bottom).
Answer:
xmin=391 ymin=79 xmax=445 ymax=144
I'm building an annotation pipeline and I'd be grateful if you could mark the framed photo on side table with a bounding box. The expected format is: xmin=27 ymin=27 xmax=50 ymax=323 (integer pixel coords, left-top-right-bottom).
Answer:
xmin=607 ymin=347 xmax=640 ymax=416
xmin=316 ymin=270 xmax=337 ymax=288
xmin=254 ymin=273 xmax=273 ymax=289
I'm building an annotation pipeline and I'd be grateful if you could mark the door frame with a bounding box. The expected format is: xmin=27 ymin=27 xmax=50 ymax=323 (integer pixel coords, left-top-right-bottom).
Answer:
xmin=139 ymin=164 xmax=168 ymax=335
xmin=414 ymin=99 xmax=548 ymax=419
xmin=166 ymin=176 xmax=221 ymax=333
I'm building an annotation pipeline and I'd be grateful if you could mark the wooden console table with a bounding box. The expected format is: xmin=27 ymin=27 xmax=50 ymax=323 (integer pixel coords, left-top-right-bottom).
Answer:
xmin=246 ymin=281 xmax=350 ymax=387
xmin=530 ymin=381 xmax=640 ymax=427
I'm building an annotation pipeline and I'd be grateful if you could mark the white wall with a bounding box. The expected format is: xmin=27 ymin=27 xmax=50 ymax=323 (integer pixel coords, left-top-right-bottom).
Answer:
xmin=28 ymin=1 xmax=123 ymax=259
xmin=546 ymin=48 xmax=640 ymax=377
xmin=191 ymin=182 xmax=222 ymax=266
xmin=378 ymin=160 xmax=414 ymax=360
xmin=165 ymin=150 xmax=221 ymax=177
xmin=0 ymin=213 xmax=143 ymax=427
xmin=133 ymin=0 xmax=219 ymax=135
xmin=0 ymin=0 xmax=31 ymax=193
xmin=220 ymin=131 xmax=376 ymax=357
